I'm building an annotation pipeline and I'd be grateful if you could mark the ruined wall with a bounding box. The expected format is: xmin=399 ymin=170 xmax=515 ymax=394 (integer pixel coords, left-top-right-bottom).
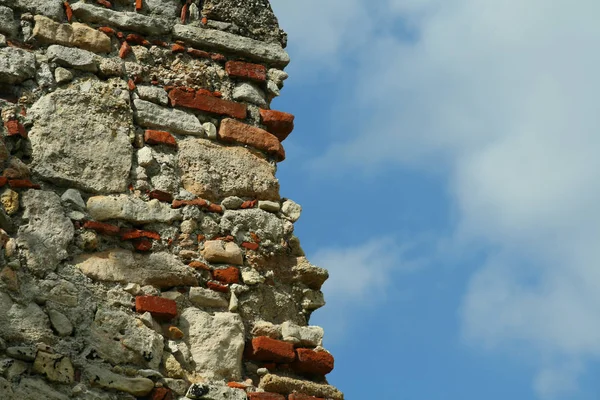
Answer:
xmin=0 ymin=1 xmax=343 ymax=399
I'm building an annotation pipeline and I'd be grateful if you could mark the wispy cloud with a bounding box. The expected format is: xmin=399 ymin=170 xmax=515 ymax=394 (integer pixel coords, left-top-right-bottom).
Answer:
xmin=273 ymin=0 xmax=600 ymax=397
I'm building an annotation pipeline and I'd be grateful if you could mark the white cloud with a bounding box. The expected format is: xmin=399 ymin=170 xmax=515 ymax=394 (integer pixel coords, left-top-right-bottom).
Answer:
xmin=270 ymin=0 xmax=600 ymax=397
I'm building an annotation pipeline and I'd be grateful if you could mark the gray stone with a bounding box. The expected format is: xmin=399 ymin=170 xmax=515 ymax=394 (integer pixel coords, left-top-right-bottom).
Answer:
xmin=75 ymin=249 xmax=198 ymax=288
xmin=84 ymin=365 xmax=154 ymax=397
xmin=251 ymin=320 xmax=281 ymax=339
xmin=268 ymin=68 xmax=288 ymax=87
xmin=281 ymin=321 xmax=323 ymax=347
xmin=241 ymin=268 xmax=264 ymax=285
xmin=220 ymin=209 xmax=284 ymax=245
xmin=6 ymin=345 xmax=36 ymax=361
xmin=0 ymin=376 xmax=12 ymax=397
xmin=53 ymin=66 xmax=73 ymax=84
xmin=61 ymin=188 xmax=86 ymax=210
xmin=259 ymin=374 xmax=343 ymax=400
xmin=137 ymin=146 xmax=154 ymax=167
xmin=0 ymin=6 xmax=18 ymax=37
xmin=238 ymin=284 xmax=305 ymax=326
xmin=233 ymin=82 xmax=267 ymax=107
xmin=221 ymin=196 xmax=244 ymax=210
xmin=0 ymin=292 xmax=53 ymax=342
xmin=258 ymin=200 xmax=280 ymax=213
xmin=71 ymin=2 xmax=172 ymax=35
xmin=144 ymin=0 xmax=179 ymax=17
xmin=292 ymin=257 xmax=329 ymax=290
xmin=30 ymin=80 xmax=132 ymax=189
xmin=87 ymin=195 xmax=181 ymax=223
xmin=267 ymin=80 xmax=280 ymax=97
xmin=33 ymin=351 xmax=74 ymax=383
xmin=201 ymin=240 xmax=243 ymax=265
xmin=0 ymin=34 xmax=5 ymax=47
xmin=0 ymin=47 xmax=36 ymax=84
xmin=281 ymin=199 xmax=302 ymax=222
xmin=17 ymin=190 xmax=74 ymax=276
xmin=172 ymin=25 xmax=289 ymax=67
xmin=202 ymin=122 xmax=217 ymax=140
xmin=189 ymin=287 xmax=229 ymax=308
xmin=136 ymin=85 xmax=169 ymax=106
xmin=90 ymin=308 xmax=164 ymax=369
xmin=179 ymin=138 xmax=279 ymax=202
xmin=13 ymin=378 xmax=69 ymax=400
xmin=0 ymin=0 xmax=64 ymax=20
xmin=302 ymin=289 xmax=326 ymax=311
xmin=98 ymin=57 xmax=125 ymax=77
xmin=36 ymin=62 xmax=55 ymax=87
xmin=48 ymin=310 xmax=73 ymax=336
xmin=180 ymin=308 xmax=245 ymax=381
xmin=163 ymin=378 xmax=189 ymax=396
xmin=134 ymin=99 xmax=204 ymax=136
xmin=46 ymin=44 xmax=98 ymax=72
xmin=186 ymin=383 xmax=247 ymax=400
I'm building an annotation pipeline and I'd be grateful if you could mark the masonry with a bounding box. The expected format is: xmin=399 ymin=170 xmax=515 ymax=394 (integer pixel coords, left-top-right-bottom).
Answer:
xmin=0 ymin=1 xmax=343 ymax=399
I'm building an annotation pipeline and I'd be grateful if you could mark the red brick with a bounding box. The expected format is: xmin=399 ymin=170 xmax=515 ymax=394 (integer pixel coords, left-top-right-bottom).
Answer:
xmin=187 ymin=48 xmax=211 ymax=59
xmin=227 ymin=382 xmax=248 ymax=389
xmin=250 ymin=232 xmax=261 ymax=243
xmin=148 ymin=190 xmax=173 ymax=203
xmin=83 ymin=221 xmax=120 ymax=236
xmin=8 ymin=180 xmax=40 ymax=189
xmin=207 ymin=281 xmax=229 ymax=293
xmin=135 ymin=296 xmax=177 ymax=320
xmin=206 ymin=203 xmax=223 ymax=213
xmin=151 ymin=387 xmax=174 ymax=400
xmin=126 ymin=34 xmax=150 ymax=46
xmin=197 ymin=234 xmax=206 ymax=242
xmin=172 ymin=198 xmax=208 ymax=209
xmin=180 ymin=3 xmax=189 ymax=24
xmin=133 ymin=238 xmax=152 ymax=251
xmin=127 ymin=79 xmax=136 ymax=91
xmin=119 ymin=41 xmax=131 ymax=59
xmin=211 ymin=53 xmax=226 ymax=62
xmin=169 ymin=88 xmax=247 ymax=119
xmin=96 ymin=0 xmax=112 ymax=8
xmin=213 ymin=267 xmax=239 ymax=285
xmin=121 ymin=229 xmax=161 ymax=241
xmin=64 ymin=2 xmax=73 ymax=22
xmin=288 ymin=394 xmax=324 ymax=400
xmin=219 ymin=119 xmax=285 ymax=161
xmin=291 ymin=349 xmax=334 ymax=376
xmin=241 ymin=200 xmax=257 ymax=209
xmin=0 ymin=177 xmax=7 ymax=188
xmin=259 ymin=109 xmax=295 ymax=142
xmin=248 ymin=393 xmax=286 ymax=400
xmin=189 ymin=261 xmax=211 ymax=271
xmin=242 ymin=242 xmax=259 ymax=251
xmin=250 ymin=337 xmax=296 ymax=363
xmin=152 ymin=40 xmax=169 ymax=48
xmin=4 ymin=120 xmax=26 ymax=138
xmin=145 ymin=130 xmax=177 ymax=147
xmin=202 ymin=17 xmax=208 ymax=25
xmin=171 ymin=43 xmax=186 ymax=53
xmin=167 ymin=326 xmax=184 ymax=340
xmin=98 ymin=26 xmax=115 ymax=36
xmin=225 ymin=61 xmax=267 ymax=82
xmin=116 ymin=31 xmax=124 ymax=40
xmin=135 ymin=0 xmax=142 ymax=11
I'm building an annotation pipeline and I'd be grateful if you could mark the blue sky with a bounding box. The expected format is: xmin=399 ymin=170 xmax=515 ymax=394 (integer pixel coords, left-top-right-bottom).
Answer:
xmin=269 ymin=1 xmax=600 ymax=399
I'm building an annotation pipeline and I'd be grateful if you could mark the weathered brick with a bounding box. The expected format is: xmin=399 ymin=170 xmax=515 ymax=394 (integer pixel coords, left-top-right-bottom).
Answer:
xmin=135 ymin=0 xmax=143 ymax=12
xmin=207 ymin=280 xmax=229 ymax=293
xmin=259 ymin=109 xmax=295 ymax=142
xmin=189 ymin=261 xmax=211 ymax=271
xmin=180 ymin=3 xmax=189 ymax=24
xmin=213 ymin=267 xmax=239 ymax=285
xmin=8 ymin=180 xmax=40 ymax=189
xmin=83 ymin=221 xmax=120 ymax=236
xmin=169 ymin=88 xmax=247 ymax=119
xmin=64 ymin=2 xmax=73 ymax=22
xmin=171 ymin=43 xmax=186 ymax=53
xmin=148 ymin=189 xmax=173 ymax=203
xmin=292 ymin=349 xmax=334 ymax=376
xmin=172 ymin=198 xmax=208 ymax=209
xmin=126 ymin=33 xmax=150 ymax=46
xmin=135 ymin=296 xmax=178 ymax=320
xmin=119 ymin=41 xmax=131 ymax=59
xmin=211 ymin=53 xmax=226 ymax=63
xmin=96 ymin=0 xmax=112 ymax=8
xmin=133 ymin=238 xmax=152 ymax=251
xmin=4 ymin=120 xmax=27 ymax=138
xmin=0 ymin=177 xmax=7 ymax=188
xmin=241 ymin=200 xmax=257 ymax=209
xmin=121 ymin=229 xmax=161 ymax=241
xmin=248 ymin=393 xmax=286 ymax=400
xmin=219 ymin=119 xmax=285 ymax=161
xmin=187 ymin=48 xmax=211 ymax=59
xmin=288 ymin=394 xmax=324 ymax=400
xmin=242 ymin=242 xmax=259 ymax=251
xmin=127 ymin=79 xmax=136 ymax=91
xmin=227 ymin=382 xmax=249 ymax=389
xmin=98 ymin=26 xmax=116 ymax=36
xmin=206 ymin=203 xmax=223 ymax=213
xmin=226 ymin=61 xmax=267 ymax=82
xmin=250 ymin=337 xmax=296 ymax=363
xmin=167 ymin=326 xmax=184 ymax=340
xmin=145 ymin=130 xmax=177 ymax=147
xmin=151 ymin=387 xmax=174 ymax=400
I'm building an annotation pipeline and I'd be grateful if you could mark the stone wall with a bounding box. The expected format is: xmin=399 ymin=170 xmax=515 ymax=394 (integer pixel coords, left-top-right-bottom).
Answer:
xmin=0 ymin=1 xmax=342 ymax=399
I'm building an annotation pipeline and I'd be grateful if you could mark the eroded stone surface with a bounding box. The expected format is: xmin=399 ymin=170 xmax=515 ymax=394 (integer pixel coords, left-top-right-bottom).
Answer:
xmin=71 ymin=2 xmax=171 ymax=35
xmin=29 ymin=80 xmax=133 ymax=193
xmin=134 ymin=99 xmax=204 ymax=136
xmin=179 ymin=138 xmax=279 ymax=202
xmin=84 ymin=364 xmax=154 ymax=396
xmin=87 ymin=195 xmax=181 ymax=223
xmin=0 ymin=47 xmax=35 ymax=84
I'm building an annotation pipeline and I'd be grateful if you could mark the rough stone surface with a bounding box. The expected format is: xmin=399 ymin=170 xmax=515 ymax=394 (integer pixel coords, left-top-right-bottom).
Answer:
xmin=136 ymin=85 xmax=169 ymax=106
xmin=33 ymin=16 xmax=111 ymax=53
xmin=48 ymin=310 xmax=73 ymax=337
xmin=75 ymin=249 xmax=197 ymax=288
xmin=189 ymin=286 xmax=229 ymax=308
xmin=0 ymin=47 xmax=36 ymax=84
xmin=281 ymin=322 xmax=324 ymax=347
xmin=259 ymin=374 xmax=343 ymax=400
xmin=29 ymin=80 xmax=133 ymax=193
xmin=134 ymin=99 xmax=204 ymax=136
xmin=84 ymin=364 xmax=154 ymax=396
xmin=0 ymin=6 xmax=17 ymax=37
xmin=233 ymin=82 xmax=267 ymax=107
xmin=173 ymin=25 xmax=289 ymax=67
xmin=33 ymin=352 xmax=74 ymax=383
xmin=281 ymin=199 xmax=302 ymax=222
xmin=87 ymin=195 xmax=181 ymax=223
xmin=17 ymin=191 xmax=74 ymax=276
xmin=202 ymin=240 xmax=244 ymax=265
xmin=180 ymin=308 xmax=245 ymax=381
xmin=0 ymin=0 xmax=64 ymax=20
xmin=178 ymin=138 xmax=280 ymax=202
xmin=0 ymin=291 xmax=53 ymax=343
xmin=46 ymin=45 xmax=98 ymax=72
xmin=53 ymin=67 xmax=73 ymax=84
xmin=187 ymin=383 xmax=247 ymax=400
xmin=221 ymin=209 xmax=284 ymax=245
